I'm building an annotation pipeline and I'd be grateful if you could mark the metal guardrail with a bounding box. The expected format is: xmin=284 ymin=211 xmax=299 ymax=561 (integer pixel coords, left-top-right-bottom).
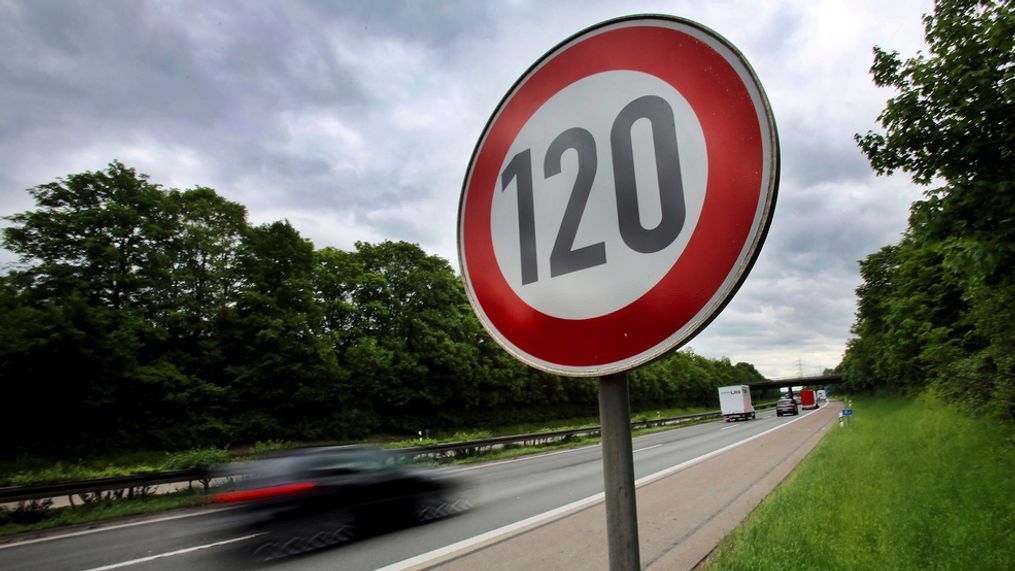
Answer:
xmin=391 ymin=409 xmax=731 ymax=461
xmin=1 ymin=402 xmax=776 ymax=505
xmin=0 ymin=468 xmax=207 ymax=504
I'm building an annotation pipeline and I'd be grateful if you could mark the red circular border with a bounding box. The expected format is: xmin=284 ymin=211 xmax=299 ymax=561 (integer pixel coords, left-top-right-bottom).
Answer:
xmin=461 ymin=20 xmax=767 ymax=370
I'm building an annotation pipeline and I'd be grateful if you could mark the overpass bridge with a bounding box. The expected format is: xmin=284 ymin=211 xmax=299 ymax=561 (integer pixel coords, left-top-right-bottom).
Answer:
xmin=748 ymin=374 xmax=843 ymax=395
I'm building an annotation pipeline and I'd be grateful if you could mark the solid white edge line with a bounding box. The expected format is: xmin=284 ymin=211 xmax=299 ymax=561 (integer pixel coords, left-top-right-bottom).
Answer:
xmin=0 ymin=507 xmax=235 ymax=550
xmin=80 ymin=533 xmax=262 ymax=571
xmin=376 ymin=409 xmax=820 ymax=571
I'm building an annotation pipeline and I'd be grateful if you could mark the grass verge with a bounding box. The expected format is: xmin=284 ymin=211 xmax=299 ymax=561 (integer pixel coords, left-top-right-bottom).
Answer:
xmin=706 ymin=394 xmax=1014 ymax=570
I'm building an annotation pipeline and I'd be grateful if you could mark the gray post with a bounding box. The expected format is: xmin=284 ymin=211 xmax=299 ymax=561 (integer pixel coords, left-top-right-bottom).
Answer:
xmin=598 ymin=371 xmax=641 ymax=571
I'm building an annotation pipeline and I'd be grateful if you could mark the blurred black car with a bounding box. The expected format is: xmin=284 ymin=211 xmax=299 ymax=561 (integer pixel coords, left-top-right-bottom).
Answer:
xmin=212 ymin=446 xmax=470 ymax=561
xmin=776 ymin=396 xmax=799 ymax=416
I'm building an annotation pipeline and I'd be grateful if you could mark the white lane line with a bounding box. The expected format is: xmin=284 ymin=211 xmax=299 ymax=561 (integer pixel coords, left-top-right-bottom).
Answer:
xmin=0 ymin=508 xmax=235 ymax=550
xmin=377 ymin=409 xmax=821 ymax=571
xmin=449 ymin=443 xmax=601 ymax=474
xmin=79 ymin=533 xmax=262 ymax=571
xmin=633 ymin=444 xmax=661 ymax=453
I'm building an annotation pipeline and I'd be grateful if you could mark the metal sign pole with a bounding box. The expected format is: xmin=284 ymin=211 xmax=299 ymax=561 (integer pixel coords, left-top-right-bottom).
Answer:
xmin=598 ymin=371 xmax=641 ymax=571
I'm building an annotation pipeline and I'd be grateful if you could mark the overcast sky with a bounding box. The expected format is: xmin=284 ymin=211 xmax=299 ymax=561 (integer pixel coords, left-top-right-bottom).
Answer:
xmin=0 ymin=0 xmax=934 ymax=378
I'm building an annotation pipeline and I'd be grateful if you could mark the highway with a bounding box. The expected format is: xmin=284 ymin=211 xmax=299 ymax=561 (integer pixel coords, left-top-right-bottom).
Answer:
xmin=0 ymin=407 xmax=830 ymax=570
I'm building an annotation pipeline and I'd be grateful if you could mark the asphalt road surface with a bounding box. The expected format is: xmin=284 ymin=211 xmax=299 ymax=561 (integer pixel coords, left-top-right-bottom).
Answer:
xmin=0 ymin=406 xmax=834 ymax=571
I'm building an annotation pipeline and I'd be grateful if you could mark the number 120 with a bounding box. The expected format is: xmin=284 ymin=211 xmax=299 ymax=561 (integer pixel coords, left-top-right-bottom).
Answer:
xmin=500 ymin=95 xmax=687 ymax=285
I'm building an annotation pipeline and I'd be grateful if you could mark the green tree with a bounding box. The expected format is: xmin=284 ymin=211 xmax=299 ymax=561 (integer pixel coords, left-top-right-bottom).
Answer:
xmin=3 ymin=162 xmax=178 ymax=311
xmin=848 ymin=0 xmax=1013 ymax=415
xmin=219 ymin=221 xmax=350 ymax=441
xmin=165 ymin=187 xmax=247 ymax=321
xmin=328 ymin=241 xmax=490 ymax=431
xmin=856 ymin=0 xmax=1013 ymax=281
xmin=1 ymin=163 xmax=237 ymax=453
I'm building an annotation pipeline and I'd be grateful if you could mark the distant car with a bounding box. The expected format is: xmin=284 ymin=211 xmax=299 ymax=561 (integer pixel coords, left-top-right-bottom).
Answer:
xmin=212 ymin=446 xmax=470 ymax=561
xmin=776 ymin=396 xmax=799 ymax=416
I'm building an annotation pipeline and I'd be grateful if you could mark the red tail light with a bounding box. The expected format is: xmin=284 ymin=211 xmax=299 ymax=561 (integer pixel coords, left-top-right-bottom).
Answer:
xmin=213 ymin=482 xmax=318 ymax=503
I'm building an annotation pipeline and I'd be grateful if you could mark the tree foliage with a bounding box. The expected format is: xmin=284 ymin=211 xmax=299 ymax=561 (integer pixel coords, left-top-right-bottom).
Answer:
xmin=844 ymin=0 xmax=1014 ymax=417
xmin=0 ymin=161 xmax=766 ymax=457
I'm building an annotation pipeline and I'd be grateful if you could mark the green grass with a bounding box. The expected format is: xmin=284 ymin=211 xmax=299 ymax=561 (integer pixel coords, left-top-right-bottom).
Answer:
xmin=706 ymin=394 xmax=1015 ymax=570
xmin=0 ymin=489 xmax=207 ymax=538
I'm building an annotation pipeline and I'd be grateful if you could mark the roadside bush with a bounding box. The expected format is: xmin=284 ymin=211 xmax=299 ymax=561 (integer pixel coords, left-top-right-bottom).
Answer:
xmin=160 ymin=447 xmax=230 ymax=471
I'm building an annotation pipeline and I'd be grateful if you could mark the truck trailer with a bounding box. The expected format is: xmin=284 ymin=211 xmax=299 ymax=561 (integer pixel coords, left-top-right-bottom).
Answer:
xmin=718 ymin=385 xmax=755 ymax=422
xmin=799 ymin=389 xmax=818 ymax=410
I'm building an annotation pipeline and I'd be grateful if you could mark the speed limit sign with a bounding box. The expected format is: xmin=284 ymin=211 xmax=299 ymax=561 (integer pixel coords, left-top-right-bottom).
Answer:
xmin=458 ymin=15 xmax=779 ymax=376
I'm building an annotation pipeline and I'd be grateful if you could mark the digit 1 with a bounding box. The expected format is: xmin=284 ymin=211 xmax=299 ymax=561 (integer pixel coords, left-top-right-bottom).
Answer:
xmin=544 ymin=127 xmax=606 ymax=278
xmin=501 ymin=149 xmax=538 ymax=284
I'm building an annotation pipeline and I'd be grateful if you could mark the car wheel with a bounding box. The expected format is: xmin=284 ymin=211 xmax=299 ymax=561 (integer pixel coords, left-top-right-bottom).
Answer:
xmin=418 ymin=492 xmax=471 ymax=522
xmin=327 ymin=512 xmax=357 ymax=544
xmin=416 ymin=492 xmax=451 ymax=522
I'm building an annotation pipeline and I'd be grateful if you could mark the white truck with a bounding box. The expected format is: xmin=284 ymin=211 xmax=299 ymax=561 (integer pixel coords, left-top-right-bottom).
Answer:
xmin=718 ymin=385 xmax=755 ymax=422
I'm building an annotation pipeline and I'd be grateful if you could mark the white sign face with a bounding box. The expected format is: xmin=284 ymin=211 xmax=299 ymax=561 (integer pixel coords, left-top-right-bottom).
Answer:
xmin=459 ymin=15 xmax=779 ymax=376
xmin=490 ymin=71 xmax=708 ymax=320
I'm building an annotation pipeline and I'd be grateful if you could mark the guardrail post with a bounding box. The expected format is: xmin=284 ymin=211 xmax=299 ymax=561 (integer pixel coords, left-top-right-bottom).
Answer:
xmin=599 ymin=371 xmax=641 ymax=571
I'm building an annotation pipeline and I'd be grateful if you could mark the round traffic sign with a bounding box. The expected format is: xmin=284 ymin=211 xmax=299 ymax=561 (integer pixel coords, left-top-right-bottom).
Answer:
xmin=458 ymin=15 xmax=779 ymax=376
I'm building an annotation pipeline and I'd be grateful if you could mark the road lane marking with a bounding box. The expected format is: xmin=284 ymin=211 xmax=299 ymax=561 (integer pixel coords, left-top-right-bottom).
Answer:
xmin=633 ymin=444 xmax=661 ymax=453
xmin=0 ymin=508 xmax=235 ymax=550
xmin=79 ymin=533 xmax=262 ymax=571
xmin=449 ymin=443 xmax=601 ymax=473
xmin=378 ymin=409 xmax=821 ymax=570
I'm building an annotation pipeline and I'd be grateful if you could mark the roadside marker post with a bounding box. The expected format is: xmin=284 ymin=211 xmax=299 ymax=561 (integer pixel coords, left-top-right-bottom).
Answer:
xmin=458 ymin=15 xmax=778 ymax=570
